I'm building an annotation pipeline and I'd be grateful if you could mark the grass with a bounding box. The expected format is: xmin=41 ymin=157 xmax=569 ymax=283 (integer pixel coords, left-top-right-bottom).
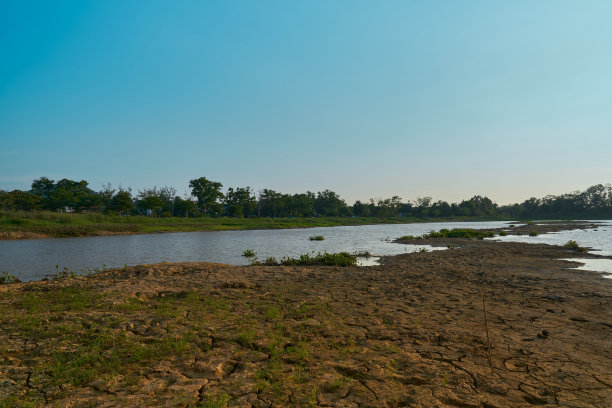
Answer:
xmin=0 ymin=281 xmax=253 ymax=405
xmin=398 ymin=228 xmax=495 ymax=241
xmin=251 ymin=252 xmax=358 ymax=267
xmin=0 ymin=210 xmax=451 ymax=239
xmin=309 ymin=235 xmax=324 ymax=241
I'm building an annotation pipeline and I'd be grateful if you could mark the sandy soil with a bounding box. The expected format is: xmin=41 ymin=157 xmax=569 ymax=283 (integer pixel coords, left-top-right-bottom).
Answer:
xmin=1 ymin=225 xmax=611 ymax=407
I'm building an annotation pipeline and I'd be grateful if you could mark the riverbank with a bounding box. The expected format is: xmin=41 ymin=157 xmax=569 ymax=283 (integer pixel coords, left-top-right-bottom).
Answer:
xmin=1 ymin=232 xmax=611 ymax=406
xmin=0 ymin=211 xmax=517 ymax=240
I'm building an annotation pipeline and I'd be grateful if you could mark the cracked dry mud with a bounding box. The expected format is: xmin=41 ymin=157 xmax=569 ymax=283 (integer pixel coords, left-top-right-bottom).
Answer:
xmin=1 ymin=235 xmax=611 ymax=406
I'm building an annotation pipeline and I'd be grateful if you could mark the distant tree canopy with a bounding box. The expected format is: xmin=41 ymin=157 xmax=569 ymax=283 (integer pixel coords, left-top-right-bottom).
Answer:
xmin=189 ymin=177 xmax=223 ymax=215
xmin=1 ymin=177 xmax=611 ymax=219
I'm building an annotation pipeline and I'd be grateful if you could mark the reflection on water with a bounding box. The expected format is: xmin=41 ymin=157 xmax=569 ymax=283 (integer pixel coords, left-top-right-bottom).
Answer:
xmin=0 ymin=221 xmax=513 ymax=281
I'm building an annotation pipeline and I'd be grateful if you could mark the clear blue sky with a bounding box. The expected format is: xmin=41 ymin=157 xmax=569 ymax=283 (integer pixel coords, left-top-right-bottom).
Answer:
xmin=1 ymin=1 xmax=611 ymax=204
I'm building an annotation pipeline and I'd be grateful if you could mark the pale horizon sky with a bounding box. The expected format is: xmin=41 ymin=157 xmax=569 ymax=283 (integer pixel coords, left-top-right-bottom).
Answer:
xmin=1 ymin=1 xmax=611 ymax=206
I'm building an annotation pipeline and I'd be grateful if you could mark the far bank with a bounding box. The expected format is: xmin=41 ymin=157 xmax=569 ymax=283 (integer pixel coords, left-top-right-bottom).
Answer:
xmin=0 ymin=211 xmax=517 ymax=240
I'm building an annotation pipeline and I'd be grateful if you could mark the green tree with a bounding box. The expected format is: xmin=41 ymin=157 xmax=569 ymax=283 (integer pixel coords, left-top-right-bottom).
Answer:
xmin=0 ymin=190 xmax=41 ymax=211
xmin=189 ymin=177 xmax=224 ymax=215
xmin=45 ymin=179 xmax=100 ymax=211
xmin=224 ymin=187 xmax=257 ymax=217
xmin=287 ymin=192 xmax=315 ymax=217
xmin=352 ymin=200 xmax=370 ymax=217
xmin=108 ymin=189 xmax=134 ymax=215
xmin=173 ymin=196 xmax=197 ymax=217
xmin=31 ymin=177 xmax=55 ymax=197
xmin=258 ymin=189 xmax=285 ymax=217
xmin=98 ymin=183 xmax=116 ymax=209
xmin=137 ymin=188 xmax=166 ymax=216
xmin=314 ymin=190 xmax=348 ymax=216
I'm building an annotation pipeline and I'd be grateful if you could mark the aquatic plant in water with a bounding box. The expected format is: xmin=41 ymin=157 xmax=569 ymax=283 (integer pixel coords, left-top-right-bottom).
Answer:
xmin=242 ymin=249 xmax=256 ymax=257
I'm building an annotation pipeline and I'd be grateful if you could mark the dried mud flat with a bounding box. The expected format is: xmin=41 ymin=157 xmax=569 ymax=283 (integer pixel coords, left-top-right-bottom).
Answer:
xmin=1 ymin=228 xmax=611 ymax=407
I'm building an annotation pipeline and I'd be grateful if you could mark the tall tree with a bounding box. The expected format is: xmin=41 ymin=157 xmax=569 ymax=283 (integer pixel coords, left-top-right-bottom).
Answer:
xmin=108 ymin=189 xmax=134 ymax=216
xmin=314 ymin=190 xmax=348 ymax=216
xmin=189 ymin=177 xmax=224 ymax=215
xmin=224 ymin=187 xmax=257 ymax=217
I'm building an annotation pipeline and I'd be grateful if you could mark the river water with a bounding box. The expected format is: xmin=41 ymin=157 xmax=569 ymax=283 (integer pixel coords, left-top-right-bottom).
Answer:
xmin=489 ymin=220 xmax=612 ymax=276
xmin=1 ymin=220 xmax=610 ymax=282
xmin=1 ymin=221 xmax=512 ymax=281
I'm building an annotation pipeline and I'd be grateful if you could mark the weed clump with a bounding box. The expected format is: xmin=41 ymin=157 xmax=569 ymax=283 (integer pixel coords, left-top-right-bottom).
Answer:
xmin=0 ymin=271 xmax=20 ymax=284
xmin=397 ymin=235 xmax=419 ymax=240
xmin=499 ymin=231 xmax=507 ymax=236
xmin=251 ymin=251 xmax=357 ymax=267
xmin=309 ymin=235 xmax=324 ymax=241
xmin=564 ymin=240 xmax=587 ymax=252
xmin=422 ymin=228 xmax=494 ymax=240
xmin=398 ymin=229 xmax=494 ymax=241
xmin=529 ymin=230 xmax=539 ymax=237
xmin=242 ymin=249 xmax=256 ymax=258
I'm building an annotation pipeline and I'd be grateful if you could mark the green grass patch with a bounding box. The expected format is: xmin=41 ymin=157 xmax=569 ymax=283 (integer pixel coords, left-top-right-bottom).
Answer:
xmin=0 ymin=210 xmax=442 ymax=238
xmin=399 ymin=228 xmax=494 ymax=240
xmin=251 ymin=252 xmax=357 ymax=267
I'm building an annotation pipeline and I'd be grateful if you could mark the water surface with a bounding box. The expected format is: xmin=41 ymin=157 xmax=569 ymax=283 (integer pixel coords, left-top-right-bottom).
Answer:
xmin=490 ymin=220 xmax=612 ymax=277
xmin=1 ymin=221 xmax=513 ymax=281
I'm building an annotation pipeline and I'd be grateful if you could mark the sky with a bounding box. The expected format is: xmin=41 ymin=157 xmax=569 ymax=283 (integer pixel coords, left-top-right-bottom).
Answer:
xmin=1 ymin=1 xmax=611 ymax=205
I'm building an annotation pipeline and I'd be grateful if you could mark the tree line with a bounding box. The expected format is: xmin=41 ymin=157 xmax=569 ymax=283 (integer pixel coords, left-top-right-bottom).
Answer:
xmin=1 ymin=176 xmax=611 ymax=219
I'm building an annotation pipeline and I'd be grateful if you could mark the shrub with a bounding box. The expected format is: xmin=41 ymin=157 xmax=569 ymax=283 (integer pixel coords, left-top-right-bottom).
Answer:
xmin=421 ymin=228 xmax=494 ymax=240
xmin=397 ymin=235 xmax=418 ymax=240
xmin=529 ymin=230 xmax=538 ymax=237
xmin=0 ymin=271 xmax=19 ymax=284
xmin=241 ymin=249 xmax=256 ymax=258
xmin=309 ymin=235 xmax=324 ymax=241
xmin=499 ymin=231 xmax=507 ymax=236
xmin=564 ymin=240 xmax=587 ymax=252
xmin=252 ymin=252 xmax=357 ymax=267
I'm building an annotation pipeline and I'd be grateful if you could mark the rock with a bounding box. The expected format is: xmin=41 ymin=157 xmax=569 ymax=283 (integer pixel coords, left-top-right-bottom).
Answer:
xmin=537 ymin=329 xmax=549 ymax=339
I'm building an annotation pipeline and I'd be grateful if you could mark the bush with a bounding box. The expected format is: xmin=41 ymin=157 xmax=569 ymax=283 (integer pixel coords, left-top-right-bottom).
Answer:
xmin=421 ymin=228 xmax=494 ymax=240
xmin=0 ymin=271 xmax=19 ymax=284
xmin=242 ymin=249 xmax=256 ymax=258
xmin=251 ymin=252 xmax=357 ymax=267
xmin=309 ymin=235 xmax=324 ymax=241
xmin=499 ymin=231 xmax=507 ymax=236
xmin=564 ymin=240 xmax=587 ymax=252
xmin=529 ymin=230 xmax=538 ymax=237
xmin=397 ymin=235 xmax=418 ymax=240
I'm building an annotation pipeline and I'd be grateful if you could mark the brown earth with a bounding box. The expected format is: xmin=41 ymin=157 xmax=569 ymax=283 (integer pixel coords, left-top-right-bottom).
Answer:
xmin=1 ymin=225 xmax=611 ymax=407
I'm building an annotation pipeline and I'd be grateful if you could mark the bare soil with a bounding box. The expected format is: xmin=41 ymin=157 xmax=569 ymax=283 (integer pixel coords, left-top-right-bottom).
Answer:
xmin=1 ymin=224 xmax=611 ymax=407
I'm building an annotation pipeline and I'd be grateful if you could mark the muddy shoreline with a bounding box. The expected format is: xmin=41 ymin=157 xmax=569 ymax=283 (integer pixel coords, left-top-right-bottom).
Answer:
xmin=1 ymin=224 xmax=611 ymax=407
